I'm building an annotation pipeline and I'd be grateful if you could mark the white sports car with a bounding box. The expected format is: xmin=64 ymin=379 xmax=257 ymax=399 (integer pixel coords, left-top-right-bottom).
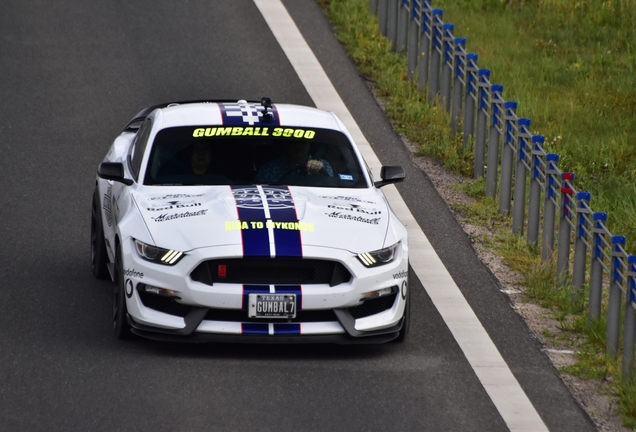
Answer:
xmin=91 ymin=98 xmax=409 ymax=343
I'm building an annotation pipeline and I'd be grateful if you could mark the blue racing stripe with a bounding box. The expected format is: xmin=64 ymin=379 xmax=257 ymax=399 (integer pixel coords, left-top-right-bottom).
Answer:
xmin=231 ymin=186 xmax=270 ymax=257
xmin=241 ymin=323 xmax=269 ymax=335
xmin=264 ymin=186 xmax=303 ymax=258
xmin=242 ymin=285 xmax=270 ymax=310
xmin=273 ymin=323 xmax=301 ymax=335
xmin=275 ymin=285 xmax=302 ymax=310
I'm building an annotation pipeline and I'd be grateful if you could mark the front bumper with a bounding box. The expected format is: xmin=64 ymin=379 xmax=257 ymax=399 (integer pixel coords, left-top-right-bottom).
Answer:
xmin=120 ymin=238 xmax=409 ymax=343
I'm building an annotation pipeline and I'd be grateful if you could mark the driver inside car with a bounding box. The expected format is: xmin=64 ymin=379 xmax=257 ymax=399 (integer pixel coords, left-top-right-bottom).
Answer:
xmin=254 ymin=141 xmax=333 ymax=184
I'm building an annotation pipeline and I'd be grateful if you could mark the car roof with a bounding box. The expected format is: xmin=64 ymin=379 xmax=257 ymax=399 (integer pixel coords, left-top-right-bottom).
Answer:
xmin=148 ymin=100 xmax=344 ymax=132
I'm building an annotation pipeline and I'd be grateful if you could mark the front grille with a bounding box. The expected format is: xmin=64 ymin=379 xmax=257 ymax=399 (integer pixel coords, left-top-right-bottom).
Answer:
xmin=137 ymin=290 xmax=337 ymax=322
xmin=138 ymin=290 xmax=192 ymax=317
xmin=204 ymin=308 xmax=336 ymax=323
xmin=191 ymin=258 xmax=351 ymax=286
xmin=348 ymin=293 xmax=397 ymax=319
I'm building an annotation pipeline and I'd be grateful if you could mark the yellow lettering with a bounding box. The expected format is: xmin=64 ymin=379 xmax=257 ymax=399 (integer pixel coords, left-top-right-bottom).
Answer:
xmin=266 ymin=221 xmax=274 ymax=229
xmin=216 ymin=127 xmax=232 ymax=136
xmin=241 ymin=221 xmax=249 ymax=230
xmin=193 ymin=128 xmax=205 ymax=138
xmin=304 ymin=130 xmax=315 ymax=139
xmin=293 ymin=129 xmax=304 ymax=138
xmin=204 ymin=127 xmax=216 ymax=137
xmin=272 ymin=128 xmax=283 ymax=137
xmin=232 ymin=127 xmax=243 ymax=136
xmin=242 ymin=127 xmax=254 ymax=136
xmin=283 ymin=128 xmax=293 ymax=137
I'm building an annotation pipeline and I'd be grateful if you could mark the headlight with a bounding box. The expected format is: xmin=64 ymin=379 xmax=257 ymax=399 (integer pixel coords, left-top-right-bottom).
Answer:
xmin=134 ymin=239 xmax=184 ymax=265
xmin=357 ymin=242 xmax=399 ymax=267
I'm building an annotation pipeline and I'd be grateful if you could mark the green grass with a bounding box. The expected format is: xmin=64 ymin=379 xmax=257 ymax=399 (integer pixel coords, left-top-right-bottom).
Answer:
xmin=432 ymin=0 xmax=636 ymax=250
xmin=318 ymin=0 xmax=636 ymax=427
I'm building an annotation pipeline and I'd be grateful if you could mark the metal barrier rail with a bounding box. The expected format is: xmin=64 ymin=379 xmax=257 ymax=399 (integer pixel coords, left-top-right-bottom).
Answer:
xmin=368 ymin=0 xmax=636 ymax=382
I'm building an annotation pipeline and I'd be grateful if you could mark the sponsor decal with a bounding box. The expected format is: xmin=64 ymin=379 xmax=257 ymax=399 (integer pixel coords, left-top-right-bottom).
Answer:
xmin=125 ymin=279 xmax=134 ymax=298
xmin=401 ymin=280 xmax=407 ymax=300
xmin=232 ymin=187 xmax=295 ymax=210
xmin=327 ymin=203 xmax=381 ymax=215
xmin=124 ymin=268 xmax=144 ymax=279
xmin=151 ymin=209 xmax=208 ymax=222
xmin=325 ymin=211 xmax=381 ymax=225
xmin=225 ymin=220 xmax=314 ymax=232
xmin=193 ymin=126 xmax=273 ymax=138
xmin=192 ymin=126 xmax=315 ymax=140
xmin=338 ymin=174 xmax=354 ymax=181
xmin=146 ymin=201 xmax=201 ymax=212
xmin=393 ymin=270 xmax=408 ymax=280
xmin=148 ymin=193 xmax=204 ymax=201
xmin=103 ymin=185 xmax=113 ymax=227
xmin=319 ymin=195 xmax=375 ymax=204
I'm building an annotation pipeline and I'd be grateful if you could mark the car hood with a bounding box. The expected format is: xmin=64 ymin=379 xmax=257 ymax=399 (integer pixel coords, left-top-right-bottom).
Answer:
xmin=132 ymin=186 xmax=390 ymax=254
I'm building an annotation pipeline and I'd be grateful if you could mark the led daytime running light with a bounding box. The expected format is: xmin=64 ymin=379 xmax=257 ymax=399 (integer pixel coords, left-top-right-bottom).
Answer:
xmin=358 ymin=252 xmax=376 ymax=266
xmin=161 ymin=250 xmax=183 ymax=264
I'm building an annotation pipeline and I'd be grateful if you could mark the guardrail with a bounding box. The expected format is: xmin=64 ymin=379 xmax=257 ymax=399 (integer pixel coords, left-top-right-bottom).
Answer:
xmin=369 ymin=0 xmax=636 ymax=381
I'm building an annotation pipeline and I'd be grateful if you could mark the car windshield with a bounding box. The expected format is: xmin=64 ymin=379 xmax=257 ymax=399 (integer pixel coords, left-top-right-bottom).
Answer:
xmin=144 ymin=126 xmax=369 ymax=188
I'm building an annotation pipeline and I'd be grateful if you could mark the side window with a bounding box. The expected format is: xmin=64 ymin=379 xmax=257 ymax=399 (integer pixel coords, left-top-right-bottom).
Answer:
xmin=130 ymin=118 xmax=153 ymax=179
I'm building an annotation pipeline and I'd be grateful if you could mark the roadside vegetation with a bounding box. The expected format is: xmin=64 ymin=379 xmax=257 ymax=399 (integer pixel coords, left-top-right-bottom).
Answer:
xmin=318 ymin=0 xmax=636 ymax=427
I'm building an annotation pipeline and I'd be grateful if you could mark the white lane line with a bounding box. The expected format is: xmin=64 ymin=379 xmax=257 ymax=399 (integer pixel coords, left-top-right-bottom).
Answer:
xmin=253 ymin=1 xmax=548 ymax=431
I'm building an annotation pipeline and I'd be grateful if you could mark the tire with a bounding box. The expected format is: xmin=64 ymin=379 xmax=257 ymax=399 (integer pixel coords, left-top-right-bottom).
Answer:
xmin=394 ymin=278 xmax=411 ymax=343
xmin=113 ymin=247 xmax=133 ymax=339
xmin=91 ymin=187 xmax=110 ymax=279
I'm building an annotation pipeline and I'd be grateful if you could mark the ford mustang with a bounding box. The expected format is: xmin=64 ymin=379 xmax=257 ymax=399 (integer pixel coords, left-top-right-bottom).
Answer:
xmin=91 ymin=98 xmax=409 ymax=343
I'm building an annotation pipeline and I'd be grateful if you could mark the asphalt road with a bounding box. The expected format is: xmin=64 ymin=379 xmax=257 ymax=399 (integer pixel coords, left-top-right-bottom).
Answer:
xmin=0 ymin=1 xmax=596 ymax=430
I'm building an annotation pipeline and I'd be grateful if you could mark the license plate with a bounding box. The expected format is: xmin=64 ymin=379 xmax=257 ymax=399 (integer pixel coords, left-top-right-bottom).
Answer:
xmin=248 ymin=293 xmax=296 ymax=319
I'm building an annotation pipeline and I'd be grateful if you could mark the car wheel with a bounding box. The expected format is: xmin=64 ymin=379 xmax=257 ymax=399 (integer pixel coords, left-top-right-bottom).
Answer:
xmin=394 ymin=277 xmax=410 ymax=343
xmin=91 ymin=187 xmax=110 ymax=279
xmin=113 ymin=248 xmax=132 ymax=339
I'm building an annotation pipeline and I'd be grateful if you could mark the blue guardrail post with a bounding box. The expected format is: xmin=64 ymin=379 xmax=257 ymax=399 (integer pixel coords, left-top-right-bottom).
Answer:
xmin=451 ymin=38 xmax=466 ymax=133
xmin=440 ymin=23 xmax=454 ymax=112
xmin=498 ymin=101 xmax=517 ymax=214
xmin=485 ymin=84 xmax=503 ymax=199
xmin=397 ymin=0 xmax=409 ymax=52
xmin=474 ymin=68 xmax=490 ymax=178
xmin=526 ymin=135 xmax=544 ymax=246
xmin=407 ymin=0 xmax=420 ymax=80
xmin=428 ymin=9 xmax=443 ymax=102
xmin=512 ymin=118 xmax=530 ymax=234
xmin=556 ymin=172 xmax=574 ymax=287
xmin=589 ymin=212 xmax=607 ymax=325
xmin=623 ymin=255 xmax=636 ymax=382
xmin=542 ymin=154 xmax=559 ymax=261
xmin=462 ymin=53 xmax=478 ymax=149
xmin=572 ymin=192 xmax=590 ymax=304
xmin=607 ymin=235 xmax=626 ymax=358
xmin=387 ymin=0 xmax=399 ymax=50
xmin=417 ymin=2 xmax=432 ymax=91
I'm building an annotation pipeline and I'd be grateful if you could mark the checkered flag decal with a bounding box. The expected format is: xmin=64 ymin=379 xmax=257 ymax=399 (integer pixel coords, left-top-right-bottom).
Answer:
xmin=220 ymin=101 xmax=279 ymax=126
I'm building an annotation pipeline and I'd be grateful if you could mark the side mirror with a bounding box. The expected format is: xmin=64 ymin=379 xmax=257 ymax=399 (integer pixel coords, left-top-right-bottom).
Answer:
xmin=98 ymin=162 xmax=133 ymax=186
xmin=374 ymin=165 xmax=406 ymax=188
